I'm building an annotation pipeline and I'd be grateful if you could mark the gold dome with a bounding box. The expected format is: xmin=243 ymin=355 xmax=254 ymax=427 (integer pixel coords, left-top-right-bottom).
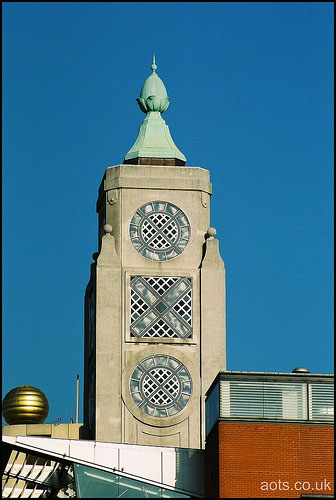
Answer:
xmin=2 ymin=385 xmax=49 ymax=425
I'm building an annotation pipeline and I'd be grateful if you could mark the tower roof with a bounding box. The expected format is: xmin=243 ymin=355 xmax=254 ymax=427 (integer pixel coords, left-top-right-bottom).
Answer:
xmin=124 ymin=55 xmax=186 ymax=166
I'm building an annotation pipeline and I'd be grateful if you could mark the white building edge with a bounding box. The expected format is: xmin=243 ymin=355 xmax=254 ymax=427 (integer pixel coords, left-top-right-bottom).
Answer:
xmin=2 ymin=434 xmax=204 ymax=498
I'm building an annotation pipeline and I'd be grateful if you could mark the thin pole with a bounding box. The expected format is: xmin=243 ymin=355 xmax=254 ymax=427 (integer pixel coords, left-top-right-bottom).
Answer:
xmin=76 ymin=374 xmax=79 ymax=424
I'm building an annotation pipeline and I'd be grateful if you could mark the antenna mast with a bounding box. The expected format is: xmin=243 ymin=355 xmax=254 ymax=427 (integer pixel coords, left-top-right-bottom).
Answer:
xmin=76 ymin=374 xmax=79 ymax=423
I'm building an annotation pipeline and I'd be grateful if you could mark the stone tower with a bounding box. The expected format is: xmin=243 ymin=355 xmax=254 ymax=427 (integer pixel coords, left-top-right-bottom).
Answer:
xmin=83 ymin=56 xmax=226 ymax=449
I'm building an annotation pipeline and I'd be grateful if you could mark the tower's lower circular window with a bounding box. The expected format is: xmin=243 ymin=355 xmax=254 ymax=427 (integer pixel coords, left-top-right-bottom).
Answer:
xmin=129 ymin=355 xmax=192 ymax=418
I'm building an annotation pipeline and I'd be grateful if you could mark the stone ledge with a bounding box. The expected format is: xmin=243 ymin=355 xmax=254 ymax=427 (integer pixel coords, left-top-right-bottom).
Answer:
xmin=103 ymin=164 xmax=212 ymax=194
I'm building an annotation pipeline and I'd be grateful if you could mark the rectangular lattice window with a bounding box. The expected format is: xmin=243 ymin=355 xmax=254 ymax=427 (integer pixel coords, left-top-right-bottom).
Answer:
xmin=130 ymin=276 xmax=192 ymax=339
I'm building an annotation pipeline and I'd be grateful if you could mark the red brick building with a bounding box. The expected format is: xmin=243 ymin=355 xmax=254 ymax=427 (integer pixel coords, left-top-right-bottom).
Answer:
xmin=205 ymin=371 xmax=334 ymax=498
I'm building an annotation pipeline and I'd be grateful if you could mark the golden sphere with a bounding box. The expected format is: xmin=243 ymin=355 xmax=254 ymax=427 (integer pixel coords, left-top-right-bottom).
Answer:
xmin=2 ymin=385 xmax=49 ymax=425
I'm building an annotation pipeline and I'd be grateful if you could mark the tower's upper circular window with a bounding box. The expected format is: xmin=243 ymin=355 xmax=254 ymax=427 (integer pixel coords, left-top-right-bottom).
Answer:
xmin=129 ymin=201 xmax=190 ymax=261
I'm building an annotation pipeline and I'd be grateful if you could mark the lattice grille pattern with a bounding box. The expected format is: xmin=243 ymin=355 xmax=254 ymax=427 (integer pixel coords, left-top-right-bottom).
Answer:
xmin=130 ymin=355 xmax=192 ymax=418
xmin=130 ymin=276 xmax=192 ymax=338
xmin=129 ymin=201 xmax=190 ymax=261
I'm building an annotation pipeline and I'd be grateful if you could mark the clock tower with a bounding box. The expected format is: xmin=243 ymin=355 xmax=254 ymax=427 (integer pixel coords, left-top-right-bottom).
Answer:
xmin=83 ymin=56 xmax=226 ymax=449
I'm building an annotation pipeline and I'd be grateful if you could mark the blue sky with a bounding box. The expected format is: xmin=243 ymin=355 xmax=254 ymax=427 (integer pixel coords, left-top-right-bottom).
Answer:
xmin=2 ymin=2 xmax=334 ymax=425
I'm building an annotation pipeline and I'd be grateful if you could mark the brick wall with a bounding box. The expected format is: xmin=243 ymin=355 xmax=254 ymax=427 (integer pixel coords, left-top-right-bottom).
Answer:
xmin=205 ymin=422 xmax=334 ymax=498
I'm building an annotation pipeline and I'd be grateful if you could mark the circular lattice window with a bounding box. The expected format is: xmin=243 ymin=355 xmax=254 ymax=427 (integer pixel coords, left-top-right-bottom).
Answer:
xmin=129 ymin=355 xmax=192 ymax=418
xmin=129 ymin=201 xmax=190 ymax=261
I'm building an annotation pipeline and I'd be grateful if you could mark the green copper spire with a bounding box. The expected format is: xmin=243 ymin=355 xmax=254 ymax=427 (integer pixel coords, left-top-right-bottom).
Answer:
xmin=151 ymin=53 xmax=157 ymax=71
xmin=124 ymin=55 xmax=186 ymax=165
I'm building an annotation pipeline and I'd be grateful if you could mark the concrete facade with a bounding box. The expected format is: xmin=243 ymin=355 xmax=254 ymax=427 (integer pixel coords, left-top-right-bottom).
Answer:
xmin=2 ymin=423 xmax=82 ymax=439
xmin=83 ymin=163 xmax=226 ymax=449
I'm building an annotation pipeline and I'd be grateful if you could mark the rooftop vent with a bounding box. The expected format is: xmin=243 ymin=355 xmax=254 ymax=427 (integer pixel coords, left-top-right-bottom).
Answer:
xmin=292 ymin=367 xmax=310 ymax=373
